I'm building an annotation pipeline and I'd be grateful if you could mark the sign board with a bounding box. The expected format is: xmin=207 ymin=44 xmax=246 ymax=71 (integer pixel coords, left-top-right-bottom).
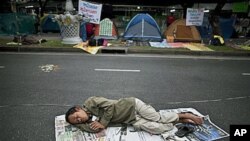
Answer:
xmin=186 ymin=8 xmax=205 ymax=26
xmin=233 ymin=2 xmax=249 ymax=13
xmin=78 ymin=0 xmax=102 ymax=24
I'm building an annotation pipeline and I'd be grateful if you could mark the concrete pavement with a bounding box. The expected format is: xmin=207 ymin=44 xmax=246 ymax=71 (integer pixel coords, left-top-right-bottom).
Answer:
xmin=1 ymin=53 xmax=250 ymax=141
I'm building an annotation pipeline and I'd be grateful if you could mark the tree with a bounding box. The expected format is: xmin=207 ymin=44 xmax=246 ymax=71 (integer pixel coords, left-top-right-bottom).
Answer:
xmin=0 ymin=0 xmax=12 ymax=13
xmin=209 ymin=2 xmax=226 ymax=36
xmin=38 ymin=0 xmax=50 ymax=17
xmin=181 ymin=2 xmax=194 ymax=19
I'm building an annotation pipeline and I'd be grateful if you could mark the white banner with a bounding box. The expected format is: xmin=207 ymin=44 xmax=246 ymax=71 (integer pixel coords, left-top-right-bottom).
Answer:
xmin=186 ymin=8 xmax=205 ymax=26
xmin=78 ymin=0 xmax=102 ymax=24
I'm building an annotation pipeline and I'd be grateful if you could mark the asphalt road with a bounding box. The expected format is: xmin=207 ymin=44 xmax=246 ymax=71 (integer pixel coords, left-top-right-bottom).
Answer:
xmin=0 ymin=53 xmax=250 ymax=141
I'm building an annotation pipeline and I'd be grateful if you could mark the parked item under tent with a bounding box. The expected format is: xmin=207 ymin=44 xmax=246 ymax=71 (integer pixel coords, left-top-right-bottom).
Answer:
xmin=164 ymin=19 xmax=201 ymax=43
xmin=41 ymin=14 xmax=60 ymax=33
xmin=94 ymin=18 xmax=118 ymax=40
xmin=123 ymin=13 xmax=162 ymax=42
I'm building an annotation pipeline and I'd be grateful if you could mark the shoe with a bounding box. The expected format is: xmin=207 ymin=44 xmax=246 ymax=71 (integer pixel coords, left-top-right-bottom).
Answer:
xmin=175 ymin=124 xmax=195 ymax=137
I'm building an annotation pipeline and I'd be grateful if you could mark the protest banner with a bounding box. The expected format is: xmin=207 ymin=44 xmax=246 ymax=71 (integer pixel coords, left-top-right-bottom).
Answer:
xmin=78 ymin=0 xmax=102 ymax=24
xmin=186 ymin=8 xmax=205 ymax=26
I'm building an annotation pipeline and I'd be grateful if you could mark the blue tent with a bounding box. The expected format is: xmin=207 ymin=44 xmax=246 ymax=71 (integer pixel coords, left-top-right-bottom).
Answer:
xmin=123 ymin=13 xmax=162 ymax=41
xmin=219 ymin=17 xmax=236 ymax=39
xmin=197 ymin=14 xmax=236 ymax=39
xmin=196 ymin=14 xmax=212 ymax=39
xmin=41 ymin=15 xmax=60 ymax=33
xmin=80 ymin=21 xmax=87 ymax=41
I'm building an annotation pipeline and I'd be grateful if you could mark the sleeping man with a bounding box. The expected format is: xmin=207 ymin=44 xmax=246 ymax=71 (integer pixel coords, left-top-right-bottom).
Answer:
xmin=65 ymin=96 xmax=203 ymax=139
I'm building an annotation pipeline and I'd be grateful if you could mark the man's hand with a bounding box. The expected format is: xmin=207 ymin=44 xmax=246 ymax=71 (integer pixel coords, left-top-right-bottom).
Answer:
xmin=89 ymin=121 xmax=105 ymax=131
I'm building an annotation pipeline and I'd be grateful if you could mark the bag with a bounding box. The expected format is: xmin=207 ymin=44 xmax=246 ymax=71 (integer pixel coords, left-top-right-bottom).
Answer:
xmin=97 ymin=39 xmax=104 ymax=46
xmin=88 ymin=38 xmax=104 ymax=46
xmin=88 ymin=38 xmax=96 ymax=46
xmin=210 ymin=35 xmax=225 ymax=46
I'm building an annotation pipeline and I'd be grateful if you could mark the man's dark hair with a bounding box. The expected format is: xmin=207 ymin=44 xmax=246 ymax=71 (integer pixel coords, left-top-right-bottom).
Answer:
xmin=65 ymin=106 xmax=78 ymax=124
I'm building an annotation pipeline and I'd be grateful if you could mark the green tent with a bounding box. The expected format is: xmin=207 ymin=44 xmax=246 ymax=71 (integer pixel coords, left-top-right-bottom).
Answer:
xmin=0 ymin=13 xmax=35 ymax=35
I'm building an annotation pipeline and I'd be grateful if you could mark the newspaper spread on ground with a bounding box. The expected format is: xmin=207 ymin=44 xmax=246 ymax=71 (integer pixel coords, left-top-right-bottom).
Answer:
xmin=55 ymin=115 xmax=163 ymax=141
xmin=55 ymin=108 xmax=229 ymax=141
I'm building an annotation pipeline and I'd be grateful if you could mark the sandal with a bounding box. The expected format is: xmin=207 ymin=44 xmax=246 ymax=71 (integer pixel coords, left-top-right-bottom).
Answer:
xmin=175 ymin=124 xmax=195 ymax=137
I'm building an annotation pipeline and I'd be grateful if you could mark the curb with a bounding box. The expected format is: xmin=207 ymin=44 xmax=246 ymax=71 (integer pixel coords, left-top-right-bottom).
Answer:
xmin=0 ymin=46 xmax=82 ymax=53
xmin=127 ymin=48 xmax=250 ymax=57
xmin=1 ymin=46 xmax=250 ymax=57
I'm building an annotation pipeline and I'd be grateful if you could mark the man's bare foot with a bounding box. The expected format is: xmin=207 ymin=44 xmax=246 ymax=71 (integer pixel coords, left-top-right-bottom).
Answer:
xmin=178 ymin=119 xmax=195 ymax=124
xmin=184 ymin=113 xmax=203 ymax=125
xmin=178 ymin=113 xmax=204 ymax=125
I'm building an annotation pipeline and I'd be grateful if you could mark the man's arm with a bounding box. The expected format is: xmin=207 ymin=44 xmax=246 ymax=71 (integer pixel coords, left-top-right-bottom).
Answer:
xmin=75 ymin=123 xmax=101 ymax=133
xmin=89 ymin=121 xmax=105 ymax=131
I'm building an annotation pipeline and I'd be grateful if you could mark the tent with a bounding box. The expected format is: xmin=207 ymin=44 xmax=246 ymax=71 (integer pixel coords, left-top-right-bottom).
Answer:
xmin=123 ymin=13 xmax=162 ymax=41
xmin=196 ymin=15 xmax=235 ymax=39
xmin=164 ymin=19 xmax=201 ymax=43
xmin=41 ymin=14 xmax=60 ymax=33
xmin=94 ymin=18 xmax=118 ymax=39
xmin=0 ymin=13 xmax=35 ymax=35
xmin=196 ymin=14 xmax=212 ymax=39
xmin=80 ymin=22 xmax=87 ymax=41
xmin=219 ymin=17 xmax=235 ymax=39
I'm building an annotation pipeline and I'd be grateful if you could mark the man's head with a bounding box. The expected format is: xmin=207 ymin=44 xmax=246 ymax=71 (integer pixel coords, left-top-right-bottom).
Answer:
xmin=65 ymin=106 xmax=89 ymax=124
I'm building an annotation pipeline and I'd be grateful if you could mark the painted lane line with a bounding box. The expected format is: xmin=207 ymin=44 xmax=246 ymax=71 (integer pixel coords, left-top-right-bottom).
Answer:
xmin=242 ymin=73 xmax=250 ymax=76
xmin=95 ymin=69 xmax=140 ymax=72
xmin=165 ymin=96 xmax=250 ymax=105
xmin=0 ymin=66 xmax=5 ymax=69
xmin=1 ymin=96 xmax=250 ymax=108
xmin=0 ymin=104 xmax=73 ymax=108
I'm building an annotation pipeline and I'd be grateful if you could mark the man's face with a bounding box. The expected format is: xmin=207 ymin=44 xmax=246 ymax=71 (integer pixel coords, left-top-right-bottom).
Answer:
xmin=68 ymin=108 xmax=89 ymax=124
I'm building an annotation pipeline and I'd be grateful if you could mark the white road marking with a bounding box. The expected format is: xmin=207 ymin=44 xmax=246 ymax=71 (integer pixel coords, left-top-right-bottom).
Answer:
xmin=1 ymin=96 xmax=250 ymax=108
xmin=0 ymin=66 xmax=5 ymax=69
xmin=242 ymin=73 xmax=250 ymax=76
xmin=166 ymin=96 xmax=250 ymax=105
xmin=95 ymin=69 xmax=140 ymax=72
xmin=0 ymin=104 xmax=72 ymax=108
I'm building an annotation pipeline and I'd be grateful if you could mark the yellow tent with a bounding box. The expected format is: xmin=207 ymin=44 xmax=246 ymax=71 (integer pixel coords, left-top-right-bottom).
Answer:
xmin=164 ymin=19 xmax=201 ymax=43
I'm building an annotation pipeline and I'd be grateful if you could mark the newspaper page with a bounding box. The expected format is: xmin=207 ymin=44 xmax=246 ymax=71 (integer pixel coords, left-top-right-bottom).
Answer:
xmin=160 ymin=108 xmax=229 ymax=141
xmin=55 ymin=115 xmax=106 ymax=141
xmin=56 ymin=108 xmax=229 ymax=141
xmin=55 ymin=115 xmax=164 ymax=141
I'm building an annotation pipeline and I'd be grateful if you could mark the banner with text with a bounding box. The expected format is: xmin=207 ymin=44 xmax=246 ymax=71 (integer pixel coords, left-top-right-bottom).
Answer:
xmin=78 ymin=0 xmax=102 ymax=24
xmin=186 ymin=8 xmax=204 ymax=26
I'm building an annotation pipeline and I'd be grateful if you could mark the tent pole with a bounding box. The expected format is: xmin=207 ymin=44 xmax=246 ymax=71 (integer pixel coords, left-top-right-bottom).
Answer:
xmin=142 ymin=19 xmax=144 ymax=37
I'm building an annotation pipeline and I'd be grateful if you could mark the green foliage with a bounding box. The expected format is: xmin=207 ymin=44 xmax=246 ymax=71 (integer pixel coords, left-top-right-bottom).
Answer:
xmin=206 ymin=45 xmax=241 ymax=51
